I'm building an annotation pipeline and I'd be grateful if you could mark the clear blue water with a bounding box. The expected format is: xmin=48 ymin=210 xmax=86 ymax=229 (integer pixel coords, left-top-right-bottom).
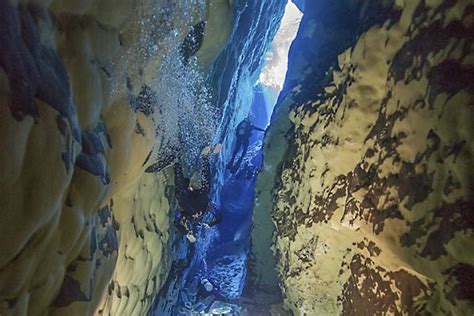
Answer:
xmin=154 ymin=1 xmax=286 ymax=314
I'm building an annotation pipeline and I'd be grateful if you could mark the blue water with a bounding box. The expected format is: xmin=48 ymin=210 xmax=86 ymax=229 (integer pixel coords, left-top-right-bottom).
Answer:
xmin=203 ymin=85 xmax=272 ymax=299
xmin=154 ymin=1 xmax=286 ymax=314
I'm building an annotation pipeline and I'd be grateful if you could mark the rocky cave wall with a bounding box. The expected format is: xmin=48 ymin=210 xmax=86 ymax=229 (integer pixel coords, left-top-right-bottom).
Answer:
xmin=0 ymin=0 xmax=233 ymax=315
xmin=254 ymin=0 xmax=473 ymax=315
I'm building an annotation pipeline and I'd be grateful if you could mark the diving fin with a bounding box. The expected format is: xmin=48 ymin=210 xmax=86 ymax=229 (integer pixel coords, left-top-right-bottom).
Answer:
xmin=201 ymin=143 xmax=222 ymax=157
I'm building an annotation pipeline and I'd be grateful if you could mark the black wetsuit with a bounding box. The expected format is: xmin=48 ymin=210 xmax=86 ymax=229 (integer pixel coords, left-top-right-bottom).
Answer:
xmin=228 ymin=119 xmax=264 ymax=173
xmin=175 ymin=157 xmax=211 ymax=218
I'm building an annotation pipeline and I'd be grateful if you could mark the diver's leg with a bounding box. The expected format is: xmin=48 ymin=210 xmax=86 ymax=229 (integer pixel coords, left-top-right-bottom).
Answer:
xmin=228 ymin=138 xmax=242 ymax=168
xmin=232 ymin=137 xmax=249 ymax=172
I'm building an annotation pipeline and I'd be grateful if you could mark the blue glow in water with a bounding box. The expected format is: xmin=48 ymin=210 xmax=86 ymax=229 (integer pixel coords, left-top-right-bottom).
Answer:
xmin=154 ymin=0 xmax=302 ymax=313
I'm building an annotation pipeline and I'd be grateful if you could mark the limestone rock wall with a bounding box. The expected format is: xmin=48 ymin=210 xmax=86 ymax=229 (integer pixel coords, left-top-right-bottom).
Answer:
xmin=254 ymin=0 xmax=474 ymax=314
xmin=0 ymin=0 xmax=232 ymax=315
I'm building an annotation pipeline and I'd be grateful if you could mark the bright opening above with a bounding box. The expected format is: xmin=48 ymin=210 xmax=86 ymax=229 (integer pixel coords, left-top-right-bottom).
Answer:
xmin=258 ymin=1 xmax=303 ymax=97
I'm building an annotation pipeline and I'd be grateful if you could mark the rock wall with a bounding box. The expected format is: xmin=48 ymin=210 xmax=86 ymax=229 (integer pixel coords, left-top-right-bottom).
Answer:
xmin=0 ymin=0 xmax=232 ymax=315
xmin=254 ymin=0 xmax=474 ymax=314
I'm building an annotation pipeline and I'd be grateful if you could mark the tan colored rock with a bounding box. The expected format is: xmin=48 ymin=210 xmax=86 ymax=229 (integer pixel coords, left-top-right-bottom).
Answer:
xmin=0 ymin=0 xmax=231 ymax=315
xmin=254 ymin=0 xmax=474 ymax=314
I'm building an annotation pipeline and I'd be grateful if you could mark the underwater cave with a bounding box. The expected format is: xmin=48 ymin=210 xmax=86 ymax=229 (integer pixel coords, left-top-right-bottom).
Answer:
xmin=0 ymin=0 xmax=473 ymax=315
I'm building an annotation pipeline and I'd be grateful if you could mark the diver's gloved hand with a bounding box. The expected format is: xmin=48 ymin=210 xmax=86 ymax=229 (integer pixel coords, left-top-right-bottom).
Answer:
xmin=186 ymin=232 xmax=196 ymax=243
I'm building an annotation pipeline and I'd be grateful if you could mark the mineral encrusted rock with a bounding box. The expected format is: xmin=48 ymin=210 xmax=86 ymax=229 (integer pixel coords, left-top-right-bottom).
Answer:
xmin=254 ymin=0 xmax=474 ymax=314
xmin=0 ymin=0 xmax=232 ymax=315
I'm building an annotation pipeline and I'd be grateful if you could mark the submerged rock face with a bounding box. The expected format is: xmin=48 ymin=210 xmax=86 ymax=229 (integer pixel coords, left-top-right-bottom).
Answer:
xmin=0 ymin=0 xmax=232 ymax=315
xmin=255 ymin=0 xmax=473 ymax=314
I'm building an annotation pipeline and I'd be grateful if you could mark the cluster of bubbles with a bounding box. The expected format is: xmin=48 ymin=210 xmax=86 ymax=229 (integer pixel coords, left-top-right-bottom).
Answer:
xmin=135 ymin=0 xmax=206 ymax=60
xmin=152 ymin=43 xmax=218 ymax=178
xmin=123 ymin=0 xmax=218 ymax=177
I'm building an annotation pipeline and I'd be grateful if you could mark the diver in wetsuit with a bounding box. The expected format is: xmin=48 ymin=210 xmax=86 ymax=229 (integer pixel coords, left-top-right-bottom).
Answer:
xmin=227 ymin=118 xmax=265 ymax=173
xmin=174 ymin=146 xmax=218 ymax=242
xmin=174 ymin=167 xmax=208 ymax=242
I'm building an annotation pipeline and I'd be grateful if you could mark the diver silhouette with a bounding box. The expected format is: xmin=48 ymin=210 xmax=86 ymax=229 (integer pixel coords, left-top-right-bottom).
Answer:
xmin=174 ymin=144 xmax=222 ymax=242
xmin=227 ymin=118 xmax=265 ymax=173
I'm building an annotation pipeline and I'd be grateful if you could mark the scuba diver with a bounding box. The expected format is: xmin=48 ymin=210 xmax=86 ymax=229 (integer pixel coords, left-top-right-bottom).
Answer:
xmin=227 ymin=118 xmax=265 ymax=173
xmin=174 ymin=144 xmax=221 ymax=242
xmin=175 ymin=145 xmax=216 ymax=216
xmin=174 ymin=161 xmax=209 ymax=243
